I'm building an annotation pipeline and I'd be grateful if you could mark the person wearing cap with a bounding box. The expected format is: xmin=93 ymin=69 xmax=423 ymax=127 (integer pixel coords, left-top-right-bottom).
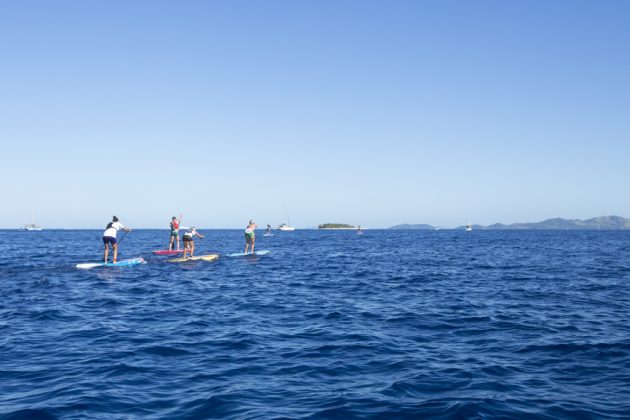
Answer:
xmin=182 ymin=226 xmax=204 ymax=258
xmin=244 ymin=220 xmax=257 ymax=254
xmin=103 ymin=216 xmax=131 ymax=263
xmin=169 ymin=215 xmax=182 ymax=251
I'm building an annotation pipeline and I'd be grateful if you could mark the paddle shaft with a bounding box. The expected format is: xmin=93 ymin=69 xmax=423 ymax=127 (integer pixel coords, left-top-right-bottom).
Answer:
xmin=117 ymin=230 xmax=130 ymax=245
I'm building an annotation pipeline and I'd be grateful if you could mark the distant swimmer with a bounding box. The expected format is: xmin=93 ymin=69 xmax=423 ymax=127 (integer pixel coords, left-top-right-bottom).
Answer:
xmin=182 ymin=227 xmax=204 ymax=258
xmin=265 ymin=224 xmax=273 ymax=236
xmin=244 ymin=220 xmax=257 ymax=254
xmin=169 ymin=215 xmax=182 ymax=251
xmin=103 ymin=216 xmax=131 ymax=263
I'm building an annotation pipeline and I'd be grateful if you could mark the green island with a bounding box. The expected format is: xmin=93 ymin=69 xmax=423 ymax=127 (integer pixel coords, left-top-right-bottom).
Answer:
xmin=318 ymin=223 xmax=357 ymax=229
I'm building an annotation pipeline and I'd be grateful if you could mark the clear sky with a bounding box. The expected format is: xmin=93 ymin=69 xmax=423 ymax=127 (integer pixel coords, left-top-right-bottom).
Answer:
xmin=1 ymin=0 xmax=629 ymax=228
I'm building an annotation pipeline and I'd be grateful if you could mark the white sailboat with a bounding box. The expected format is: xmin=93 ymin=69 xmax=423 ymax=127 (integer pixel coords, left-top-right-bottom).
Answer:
xmin=278 ymin=206 xmax=295 ymax=231
xmin=20 ymin=212 xmax=43 ymax=231
xmin=20 ymin=224 xmax=43 ymax=231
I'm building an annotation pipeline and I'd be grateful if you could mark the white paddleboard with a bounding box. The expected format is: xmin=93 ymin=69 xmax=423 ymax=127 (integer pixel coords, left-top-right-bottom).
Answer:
xmin=76 ymin=257 xmax=146 ymax=269
xmin=226 ymin=250 xmax=271 ymax=257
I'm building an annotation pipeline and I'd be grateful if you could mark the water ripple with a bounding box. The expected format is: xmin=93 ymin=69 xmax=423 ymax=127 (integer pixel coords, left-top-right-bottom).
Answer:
xmin=1 ymin=229 xmax=630 ymax=418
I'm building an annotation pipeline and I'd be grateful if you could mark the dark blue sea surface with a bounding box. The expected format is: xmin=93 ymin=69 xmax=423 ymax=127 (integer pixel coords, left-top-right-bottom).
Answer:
xmin=1 ymin=229 xmax=630 ymax=419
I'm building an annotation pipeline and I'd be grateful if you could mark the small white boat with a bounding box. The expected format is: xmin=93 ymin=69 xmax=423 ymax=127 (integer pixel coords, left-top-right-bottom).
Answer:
xmin=466 ymin=224 xmax=472 ymax=232
xmin=20 ymin=212 xmax=43 ymax=231
xmin=278 ymin=206 xmax=296 ymax=231
xmin=20 ymin=223 xmax=43 ymax=231
xmin=278 ymin=223 xmax=295 ymax=231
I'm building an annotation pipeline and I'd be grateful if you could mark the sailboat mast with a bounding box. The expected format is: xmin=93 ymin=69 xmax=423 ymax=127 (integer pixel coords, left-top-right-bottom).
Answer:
xmin=285 ymin=205 xmax=291 ymax=226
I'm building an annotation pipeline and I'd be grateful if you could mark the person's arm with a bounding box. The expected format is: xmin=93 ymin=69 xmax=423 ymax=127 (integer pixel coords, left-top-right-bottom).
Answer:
xmin=196 ymin=232 xmax=205 ymax=238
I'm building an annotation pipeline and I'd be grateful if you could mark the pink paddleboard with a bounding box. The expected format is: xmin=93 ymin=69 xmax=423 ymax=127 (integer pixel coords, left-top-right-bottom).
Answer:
xmin=153 ymin=250 xmax=185 ymax=255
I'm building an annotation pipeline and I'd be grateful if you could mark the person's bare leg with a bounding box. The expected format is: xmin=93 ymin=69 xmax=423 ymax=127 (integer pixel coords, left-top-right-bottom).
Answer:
xmin=251 ymin=238 xmax=255 ymax=253
xmin=183 ymin=242 xmax=188 ymax=258
xmin=176 ymin=236 xmax=180 ymax=250
xmin=169 ymin=236 xmax=174 ymax=251
xmin=113 ymin=243 xmax=118 ymax=263
xmin=104 ymin=243 xmax=109 ymax=262
xmin=190 ymin=242 xmax=195 ymax=258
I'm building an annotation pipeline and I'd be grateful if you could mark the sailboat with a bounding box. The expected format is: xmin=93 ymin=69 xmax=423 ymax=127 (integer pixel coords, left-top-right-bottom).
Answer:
xmin=20 ymin=224 xmax=43 ymax=231
xmin=278 ymin=206 xmax=295 ymax=231
xmin=20 ymin=212 xmax=43 ymax=231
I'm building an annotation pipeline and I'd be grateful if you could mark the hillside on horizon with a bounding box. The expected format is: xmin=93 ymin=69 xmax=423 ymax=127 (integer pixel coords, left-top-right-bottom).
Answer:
xmin=390 ymin=216 xmax=630 ymax=230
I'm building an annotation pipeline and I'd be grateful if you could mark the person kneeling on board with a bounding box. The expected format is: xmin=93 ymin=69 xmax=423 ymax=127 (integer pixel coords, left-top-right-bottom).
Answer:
xmin=182 ymin=227 xmax=204 ymax=258
xmin=244 ymin=220 xmax=257 ymax=254
xmin=103 ymin=216 xmax=131 ymax=263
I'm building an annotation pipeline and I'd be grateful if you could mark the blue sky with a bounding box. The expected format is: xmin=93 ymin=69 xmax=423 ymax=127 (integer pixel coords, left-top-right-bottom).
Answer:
xmin=1 ymin=1 xmax=629 ymax=228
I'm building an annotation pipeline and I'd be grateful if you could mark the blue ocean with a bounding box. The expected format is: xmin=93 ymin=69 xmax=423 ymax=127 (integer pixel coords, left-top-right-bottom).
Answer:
xmin=1 ymin=229 xmax=629 ymax=419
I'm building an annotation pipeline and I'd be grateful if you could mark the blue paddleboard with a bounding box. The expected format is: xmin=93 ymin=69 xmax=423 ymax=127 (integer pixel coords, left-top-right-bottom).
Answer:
xmin=76 ymin=257 xmax=146 ymax=269
xmin=226 ymin=250 xmax=271 ymax=258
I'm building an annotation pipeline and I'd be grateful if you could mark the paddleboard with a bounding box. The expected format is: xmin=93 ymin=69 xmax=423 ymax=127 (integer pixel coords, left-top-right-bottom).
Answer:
xmin=76 ymin=257 xmax=146 ymax=269
xmin=226 ymin=250 xmax=271 ymax=257
xmin=167 ymin=254 xmax=219 ymax=263
xmin=264 ymin=233 xmax=273 ymax=237
xmin=153 ymin=249 xmax=184 ymax=255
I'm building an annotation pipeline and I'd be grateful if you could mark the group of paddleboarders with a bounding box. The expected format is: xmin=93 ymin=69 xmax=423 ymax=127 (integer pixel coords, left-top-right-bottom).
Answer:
xmin=101 ymin=216 xmax=259 ymax=262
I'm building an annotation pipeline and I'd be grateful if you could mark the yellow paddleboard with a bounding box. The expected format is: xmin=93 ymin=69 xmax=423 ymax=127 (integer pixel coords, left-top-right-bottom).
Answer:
xmin=167 ymin=254 xmax=219 ymax=263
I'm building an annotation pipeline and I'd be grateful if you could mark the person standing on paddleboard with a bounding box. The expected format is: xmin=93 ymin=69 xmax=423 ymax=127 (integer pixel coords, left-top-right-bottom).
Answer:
xmin=169 ymin=215 xmax=182 ymax=251
xmin=103 ymin=216 xmax=131 ymax=263
xmin=244 ymin=220 xmax=257 ymax=254
xmin=182 ymin=227 xmax=204 ymax=258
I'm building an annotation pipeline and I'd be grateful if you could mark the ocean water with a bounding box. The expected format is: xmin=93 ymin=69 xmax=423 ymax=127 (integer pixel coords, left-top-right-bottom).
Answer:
xmin=1 ymin=229 xmax=630 ymax=419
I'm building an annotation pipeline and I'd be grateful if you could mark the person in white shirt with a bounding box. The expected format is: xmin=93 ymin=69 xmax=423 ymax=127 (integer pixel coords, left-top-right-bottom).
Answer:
xmin=103 ymin=216 xmax=131 ymax=263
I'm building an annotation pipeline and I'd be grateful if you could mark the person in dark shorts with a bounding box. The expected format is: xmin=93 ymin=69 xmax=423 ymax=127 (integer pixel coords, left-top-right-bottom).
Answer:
xmin=103 ymin=216 xmax=131 ymax=263
xmin=182 ymin=227 xmax=204 ymax=258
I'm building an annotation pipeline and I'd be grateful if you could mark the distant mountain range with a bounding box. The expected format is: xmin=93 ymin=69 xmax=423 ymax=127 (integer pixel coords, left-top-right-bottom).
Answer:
xmin=389 ymin=216 xmax=630 ymax=230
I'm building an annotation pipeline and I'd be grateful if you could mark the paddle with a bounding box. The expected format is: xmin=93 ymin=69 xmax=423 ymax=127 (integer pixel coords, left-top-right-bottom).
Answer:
xmin=177 ymin=214 xmax=183 ymax=250
xmin=117 ymin=230 xmax=130 ymax=245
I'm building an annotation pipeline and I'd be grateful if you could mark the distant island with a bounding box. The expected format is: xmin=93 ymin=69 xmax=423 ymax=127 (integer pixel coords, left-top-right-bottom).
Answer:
xmin=319 ymin=223 xmax=357 ymax=229
xmin=390 ymin=216 xmax=630 ymax=230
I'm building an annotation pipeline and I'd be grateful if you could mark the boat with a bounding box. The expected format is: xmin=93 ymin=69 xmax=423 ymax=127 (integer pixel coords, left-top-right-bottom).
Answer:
xmin=278 ymin=223 xmax=295 ymax=231
xmin=466 ymin=223 xmax=472 ymax=232
xmin=20 ymin=211 xmax=43 ymax=231
xmin=278 ymin=206 xmax=296 ymax=231
xmin=20 ymin=223 xmax=43 ymax=231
